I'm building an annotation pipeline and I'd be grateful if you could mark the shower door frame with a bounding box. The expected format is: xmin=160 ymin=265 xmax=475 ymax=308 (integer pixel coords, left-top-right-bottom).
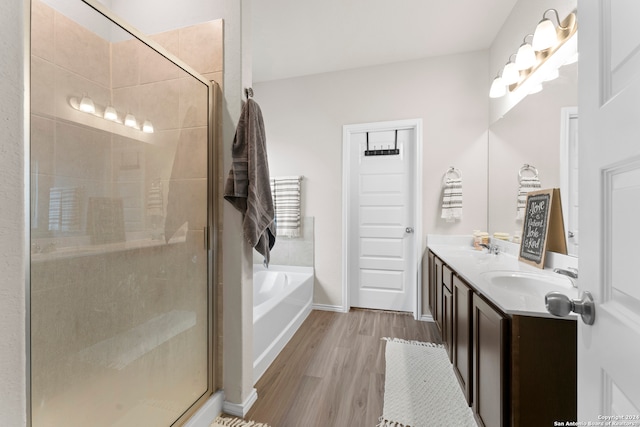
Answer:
xmin=26 ymin=0 xmax=219 ymax=425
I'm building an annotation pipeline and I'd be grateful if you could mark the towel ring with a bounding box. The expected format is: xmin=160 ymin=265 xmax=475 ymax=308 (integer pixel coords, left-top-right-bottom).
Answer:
xmin=442 ymin=166 xmax=462 ymax=185
xmin=518 ymin=164 xmax=538 ymax=179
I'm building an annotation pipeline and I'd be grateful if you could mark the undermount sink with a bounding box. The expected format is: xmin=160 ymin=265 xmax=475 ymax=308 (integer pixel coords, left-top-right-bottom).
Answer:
xmin=480 ymin=270 xmax=577 ymax=307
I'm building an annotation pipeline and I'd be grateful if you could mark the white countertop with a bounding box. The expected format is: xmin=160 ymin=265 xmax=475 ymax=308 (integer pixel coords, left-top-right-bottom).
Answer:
xmin=428 ymin=242 xmax=579 ymax=319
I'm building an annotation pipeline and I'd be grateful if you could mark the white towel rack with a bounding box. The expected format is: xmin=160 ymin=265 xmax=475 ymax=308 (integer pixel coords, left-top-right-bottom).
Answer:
xmin=442 ymin=166 xmax=462 ymax=184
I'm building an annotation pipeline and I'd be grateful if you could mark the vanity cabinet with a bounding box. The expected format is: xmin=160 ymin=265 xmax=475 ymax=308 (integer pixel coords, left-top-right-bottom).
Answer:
xmin=442 ymin=265 xmax=454 ymax=360
xmin=427 ymin=251 xmax=436 ymax=318
xmin=428 ymin=248 xmax=577 ymax=427
xmin=433 ymin=255 xmax=444 ymax=330
xmin=473 ymin=293 xmax=508 ymax=427
xmin=452 ymin=275 xmax=473 ymax=405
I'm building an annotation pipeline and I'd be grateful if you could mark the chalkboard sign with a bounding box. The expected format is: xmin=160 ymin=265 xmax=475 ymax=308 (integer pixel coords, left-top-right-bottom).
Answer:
xmin=519 ymin=188 xmax=567 ymax=268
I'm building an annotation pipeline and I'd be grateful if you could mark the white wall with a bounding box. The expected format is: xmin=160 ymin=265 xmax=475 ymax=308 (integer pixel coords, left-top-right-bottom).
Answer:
xmin=0 ymin=0 xmax=27 ymax=425
xmin=254 ymin=51 xmax=489 ymax=308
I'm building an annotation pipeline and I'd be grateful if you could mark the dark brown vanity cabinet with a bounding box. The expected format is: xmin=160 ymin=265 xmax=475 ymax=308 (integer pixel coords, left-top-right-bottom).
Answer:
xmin=452 ymin=275 xmax=473 ymax=405
xmin=428 ymin=249 xmax=577 ymax=427
xmin=433 ymin=256 xmax=443 ymax=330
xmin=442 ymin=265 xmax=454 ymax=361
xmin=427 ymin=251 xmax=436 ymax=319
xmin=473 ymin=293 xmax=508 ymax=427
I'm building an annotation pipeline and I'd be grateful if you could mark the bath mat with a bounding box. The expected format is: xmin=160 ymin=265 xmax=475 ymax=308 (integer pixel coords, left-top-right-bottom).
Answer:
xmin=378 ymin=338 xmax=477 ymax=427
xmin=210 ymin=415 xmax=271 ymax=427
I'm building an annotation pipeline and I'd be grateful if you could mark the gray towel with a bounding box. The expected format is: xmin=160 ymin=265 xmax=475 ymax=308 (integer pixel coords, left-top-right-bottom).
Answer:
xmin=224 ymin=99 xmax=276 ymax=265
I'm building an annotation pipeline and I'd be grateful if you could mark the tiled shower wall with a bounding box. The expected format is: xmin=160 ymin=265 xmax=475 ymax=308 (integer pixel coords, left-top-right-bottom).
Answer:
xmin=30 ymin=1 xmax=222 ymax=425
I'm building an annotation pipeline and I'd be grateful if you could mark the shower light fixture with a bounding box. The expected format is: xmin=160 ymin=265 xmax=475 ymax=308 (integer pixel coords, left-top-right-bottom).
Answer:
xmin=142 ymin=120 xmax=154 ymax=133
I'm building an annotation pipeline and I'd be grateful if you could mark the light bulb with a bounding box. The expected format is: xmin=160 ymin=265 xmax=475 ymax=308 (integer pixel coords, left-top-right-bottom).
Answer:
xmin=124 ymin=113 xmax=138 ymax=129
xmin=502 ymin=62 xmax=520 ymax=85
xmin=142 ymin=120 xmax=154 ymax=133
xmin=515 ymin=43 xmax=536 ymax=70
xmin=532 ymin=18 xmax=558 ymax=51
xmin=79 ymin=95 xmax=95 ymax=114
xmin=104 ymin=106 xmax=118 ymax=121
xmin=489 ymin=76 xmax=506 ymax=98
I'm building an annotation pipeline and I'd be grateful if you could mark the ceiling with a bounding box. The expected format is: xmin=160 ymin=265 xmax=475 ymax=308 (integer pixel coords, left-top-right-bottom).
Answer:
xmin=251 ymin=0 xmax=519 ymax=83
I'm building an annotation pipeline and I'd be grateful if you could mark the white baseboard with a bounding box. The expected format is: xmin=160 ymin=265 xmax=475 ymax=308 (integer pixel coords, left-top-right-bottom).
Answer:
xmin=420 ymin=314 xmax=434 ymax=322
xmin=183 ymin=390 xmax=224 ymax=427
xmin=312 ymin=303 xmax=347 ymax=313
xmin=223 ymin=388 xmax=258 ymax=418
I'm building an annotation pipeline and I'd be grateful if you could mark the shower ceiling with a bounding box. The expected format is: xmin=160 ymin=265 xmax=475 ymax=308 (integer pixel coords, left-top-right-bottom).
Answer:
xmin=251 ymin=0 xmax=518 ymax=82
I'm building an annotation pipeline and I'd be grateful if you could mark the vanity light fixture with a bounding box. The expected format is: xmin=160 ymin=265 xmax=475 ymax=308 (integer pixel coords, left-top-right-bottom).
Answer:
xmin=489 ymin=9 xmax=577 ymax=99
xmin=515 ymin=35 xmax=536 ymax=70
xmin=69 ymin=94 xmax=154 ymax=135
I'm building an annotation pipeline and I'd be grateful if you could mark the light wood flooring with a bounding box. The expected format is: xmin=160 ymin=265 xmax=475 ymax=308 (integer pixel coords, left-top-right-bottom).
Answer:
xmin=242 ymin=309 xmax=443 ymax=427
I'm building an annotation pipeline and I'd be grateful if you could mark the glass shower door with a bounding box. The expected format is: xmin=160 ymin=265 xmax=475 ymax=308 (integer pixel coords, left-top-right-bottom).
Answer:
xmin=30 ymin=0 xmax=213 ymax=425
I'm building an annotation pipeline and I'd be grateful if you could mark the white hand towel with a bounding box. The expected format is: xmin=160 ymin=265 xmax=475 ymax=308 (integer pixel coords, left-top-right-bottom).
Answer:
xmin=271 ymin=176 xmax=302 ymax=237
xmin=441 ymin=177 xmax=463 ymax=222
xmin=516 ymin=176 xmax=541 ymax=220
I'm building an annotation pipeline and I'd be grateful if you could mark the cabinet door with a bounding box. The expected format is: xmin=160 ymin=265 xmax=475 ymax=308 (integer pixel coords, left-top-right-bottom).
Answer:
xmin=428 ymin=251 xmax=435 ymax=317
xmin=453 ymin=275 xmax=473 ymax=405
xmin=434 ymin=257 xmax=443 ymax=329
xmin=473 ymin=293 xmax=508 ymax=427
xmin=442 ymin=283 xmax=453 ymax=361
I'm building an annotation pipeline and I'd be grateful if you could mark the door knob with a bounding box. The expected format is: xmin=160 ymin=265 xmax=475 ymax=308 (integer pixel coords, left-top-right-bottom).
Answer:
xmin=545 ymin=291 xmax=595 ymax=325
xmin=405 ymin=227 xmax=414 ymax=234
xmin=568 ymin=231 xmax=575 ymax=238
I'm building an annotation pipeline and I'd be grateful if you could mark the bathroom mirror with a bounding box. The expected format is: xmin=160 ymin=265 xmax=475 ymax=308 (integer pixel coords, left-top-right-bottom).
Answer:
xmin=487 ymin=61 xmax=578 ymax=256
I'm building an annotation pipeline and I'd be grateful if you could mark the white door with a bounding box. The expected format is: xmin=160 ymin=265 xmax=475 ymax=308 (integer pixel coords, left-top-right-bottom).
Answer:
xmin=578 ymin=0 xmax=640 ymax=421
xmin=343 ymin=120 xmax=422 ymax=314
xmin=560 ymin=107 xmax=579 ymax=256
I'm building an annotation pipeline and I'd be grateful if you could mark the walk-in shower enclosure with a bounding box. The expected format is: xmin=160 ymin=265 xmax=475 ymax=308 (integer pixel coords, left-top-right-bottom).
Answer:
xmin=29 ymin=0 xmax=216 ymax=425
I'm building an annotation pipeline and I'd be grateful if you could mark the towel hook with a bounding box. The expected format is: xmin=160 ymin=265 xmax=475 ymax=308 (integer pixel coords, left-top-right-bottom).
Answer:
xmin=245 ymin=87 xmax=254 ymax=99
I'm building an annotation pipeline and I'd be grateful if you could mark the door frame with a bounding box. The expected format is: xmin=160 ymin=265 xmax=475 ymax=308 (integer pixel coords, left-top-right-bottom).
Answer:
xmin=341 ymin=118 xmax=423 ymax=319
xmin=559 ymin=106 xmax=578 ymax=256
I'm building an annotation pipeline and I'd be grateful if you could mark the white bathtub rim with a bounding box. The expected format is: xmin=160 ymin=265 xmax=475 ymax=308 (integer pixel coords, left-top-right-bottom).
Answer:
xmin=253 ymin=264 xmax=314 ymax=274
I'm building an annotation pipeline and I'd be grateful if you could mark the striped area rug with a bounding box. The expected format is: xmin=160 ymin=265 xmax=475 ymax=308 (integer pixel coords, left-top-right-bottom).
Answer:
xmin=210 ymin=415 xmax=270 ymax=427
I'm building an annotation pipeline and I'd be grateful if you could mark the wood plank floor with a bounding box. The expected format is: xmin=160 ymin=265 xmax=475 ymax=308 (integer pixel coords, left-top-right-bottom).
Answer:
xmin=242 ymin=309 xmax=443 ymax=427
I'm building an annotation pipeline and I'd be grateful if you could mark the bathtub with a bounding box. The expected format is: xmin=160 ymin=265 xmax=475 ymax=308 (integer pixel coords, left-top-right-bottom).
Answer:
xmin=253 ymin=264 xmax=314 ymax=384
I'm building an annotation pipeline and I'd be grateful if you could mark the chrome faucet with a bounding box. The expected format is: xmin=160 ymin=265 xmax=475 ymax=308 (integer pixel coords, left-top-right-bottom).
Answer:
xmin=553 ymin=267 xmax=578 ymax=287
xmin=479 ymin=243 xmax=500 ymax=255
